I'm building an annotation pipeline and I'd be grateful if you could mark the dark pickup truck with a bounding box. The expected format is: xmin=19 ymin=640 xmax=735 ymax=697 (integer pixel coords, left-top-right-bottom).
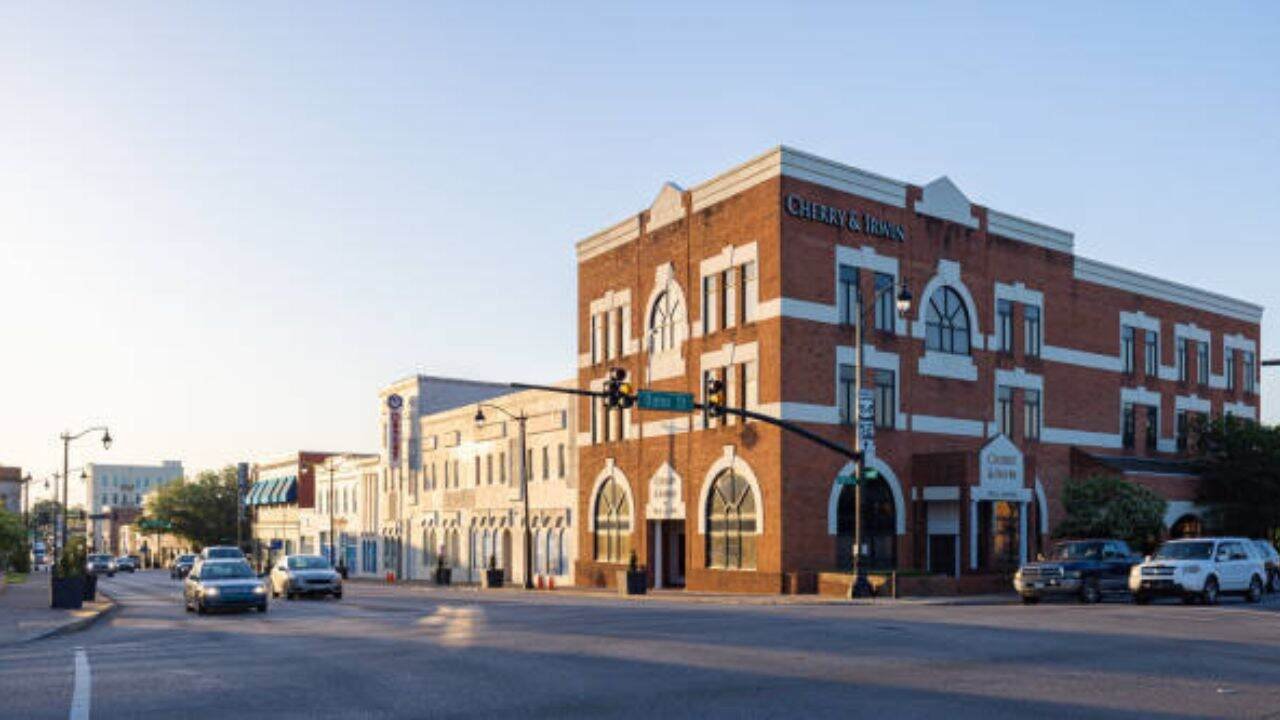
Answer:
xmin=1014 ymin=539 xmax=1142 ymax=604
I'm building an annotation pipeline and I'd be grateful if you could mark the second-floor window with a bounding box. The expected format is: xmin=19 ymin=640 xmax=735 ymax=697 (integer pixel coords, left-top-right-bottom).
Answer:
xmin=873 ymin=369 xmax=895 ymax=429
xmin=1024 ymin=389 xmax=1041 ymax=440
xmin=1145 ymin=405 xmax=1158 ymax=452
xmin=1122 ymin=403 xmax=1136 ymax=449
xmin=1176 ymin=410 xmax=1188 ymax=451
xmin=996 ymin=299 xmax=1013 ymax=354
xmin=997 ymin=386 xmax=1013 ymax=438
xmin=1225 ymin=349 xmax=1237 ymax=392
xmin=1144 ymin=330 xmax=1158 ymax=377
xmin=1024 ymin=305 xmax=1041 ymax=358
xmin=925 ymin=286 xmax=971 ymax=355
xmin=1197 ymin=342 xmax=1209 ymax=386
xmin=838 ymin=364 xmax=856 ymax=425
xmin=1177 ymin=338 xmax=1189 ymax=382
xmin=1244 ymin=351 xmax=1257 ymax=394
xmin=1122 ymin=326 xmax=1135 ymax=375
xmin=838 ymin=265 xmax=860 ymax=326
xmin=874 ymin=273 xmax=895 ymax=333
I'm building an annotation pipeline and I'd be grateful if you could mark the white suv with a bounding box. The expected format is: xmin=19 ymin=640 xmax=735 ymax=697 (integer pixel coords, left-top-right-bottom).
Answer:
xmin=1130 ymin=537 xmax=1266 ymax=605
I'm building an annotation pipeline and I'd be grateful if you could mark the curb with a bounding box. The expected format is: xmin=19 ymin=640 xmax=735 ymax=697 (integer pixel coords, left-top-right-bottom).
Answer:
xmin=20 ymin=589 xmax=118 ymax=645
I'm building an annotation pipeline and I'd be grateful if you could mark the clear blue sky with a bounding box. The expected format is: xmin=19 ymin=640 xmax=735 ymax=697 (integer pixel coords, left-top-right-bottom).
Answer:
xmin=3 ymin=3 xmax=1277 ymax=479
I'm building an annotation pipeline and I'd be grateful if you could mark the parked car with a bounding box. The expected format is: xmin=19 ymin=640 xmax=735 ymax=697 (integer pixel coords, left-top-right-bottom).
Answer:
xmin=1014 ymin=539 xmax=1140 ymax=604
xmin=86 ymin=553 xmax=116 ymax=577
xmin=114 ymin=556 xmax=136 ymax=573
xmin=269 ymin=554 xmax=343 ymax=600
xmin=1130 ymin=537 xmax=1266 ymax=605
xmin=183 ymin=559 xmax=268 ymax=614
xmin=1252 ymin=540 xmax=1280 ymax=593
xmin=171 ymin=554 xmax=197 ymax=580
xmin=200 ymin=546 xmax=246 ymax=561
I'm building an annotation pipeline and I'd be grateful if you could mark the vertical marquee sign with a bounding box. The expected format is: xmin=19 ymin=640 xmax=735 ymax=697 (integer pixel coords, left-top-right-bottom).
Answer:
xmin=387 ymin=394 xmax=404 ymax=466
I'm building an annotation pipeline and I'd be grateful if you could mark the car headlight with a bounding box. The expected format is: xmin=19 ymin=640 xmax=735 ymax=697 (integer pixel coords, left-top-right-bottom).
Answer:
xmin=253 ymin=585 xmax=266 ymax=595
xmin=1065 ymin=570 xmax=1083 ymax=579
xmin=203 ymin=586 xmax=219 ymax=596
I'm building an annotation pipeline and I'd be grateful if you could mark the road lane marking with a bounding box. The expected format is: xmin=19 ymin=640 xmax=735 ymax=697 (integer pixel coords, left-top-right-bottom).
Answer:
xmin=70 ymin=646 xmax=90 ymax=720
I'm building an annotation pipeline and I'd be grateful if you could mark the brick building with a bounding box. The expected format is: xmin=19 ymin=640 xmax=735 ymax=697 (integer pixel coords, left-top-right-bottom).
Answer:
xmin=574 ymin=146 xmax=1262 ymax=593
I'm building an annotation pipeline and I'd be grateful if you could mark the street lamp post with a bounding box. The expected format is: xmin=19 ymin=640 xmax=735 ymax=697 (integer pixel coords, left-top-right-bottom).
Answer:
xmin=849 ymin=281 xmax=912 ymax=599
xmin=57 ymin=426 xmax=111 ymax=573
xmin=322 ymin=457 xmax=339 ymax=569
xmin=474 ymin=403 xmax=533 ymax=590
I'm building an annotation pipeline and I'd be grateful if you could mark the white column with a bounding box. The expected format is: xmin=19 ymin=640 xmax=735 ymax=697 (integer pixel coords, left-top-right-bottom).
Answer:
xmin=969 ymin=500 xmax=979 ymax=571
xmin=1018 ymin=502 xmax=1028 ymax=566
xmin=654 ymin=522 xmax=664 ymax=590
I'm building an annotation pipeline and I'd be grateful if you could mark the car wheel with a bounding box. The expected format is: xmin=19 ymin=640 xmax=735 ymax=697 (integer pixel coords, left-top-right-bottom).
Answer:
xmin=1080 ymin=579 xmax=1102 ymax=604
xmin=1133 ymin=593 xmax=1151 ymax=605
xmin=1269 ymin=571 xmax=1280 ymax=594
xmin=333 ymin=591 xmax=342 ymax=600
xmin=257 ymin=604 xmax=268 ymax=613
xmin=108 ymin=572 xmax=115 ymax=578
xmin=1246 ymin=576 xmax=1264 ymax=604
xmin=1202 ymin=577 xmax=1219 ymax=605
xmin=196 ymin=600 xmax=207 ymax=615
xmin=1181 ymin=594 xmax=1197 ymax=604
xmin=1020 ymin=595 xmax=1040 ymax=605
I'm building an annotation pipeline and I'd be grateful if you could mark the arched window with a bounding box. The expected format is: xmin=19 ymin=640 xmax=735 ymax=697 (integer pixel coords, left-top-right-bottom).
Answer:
xmin=925 ymin=286 xmax=971 ymax=355
xmin=705 ymin=471 xmax=758 ymax=570
xmin=548 ymin=529 xmax=561 ymax=575
xmin=835 ymin=478 xmax=896 ymax=570
xmin=593 ymin=476 xmax=632 ymax=563
xmin=649 ymin=290 xmax=682 ymax=353
xmin=533 ymin=528 xmax=546 ymax=574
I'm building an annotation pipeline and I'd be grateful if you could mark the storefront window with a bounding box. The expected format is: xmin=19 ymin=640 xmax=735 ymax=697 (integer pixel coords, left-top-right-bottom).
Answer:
xmin=834 ymin=478 xmax=896 ymax=571
xmin=705 ymin=471 xmax=757 ymax=570
xmin=593 ymin=476 xmax=632 ymax=563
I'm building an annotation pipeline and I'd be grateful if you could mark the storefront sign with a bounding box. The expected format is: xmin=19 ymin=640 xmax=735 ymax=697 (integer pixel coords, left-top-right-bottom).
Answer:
xmin=387 ymin=394 xmax=404 ymax=466
xmin=978 ymin=435 xmax=1024 ymax=493
xmin=784 ymin=194 xmax=907 ymax=242
xmin=646 ymin=465 xmax=685 ymax=520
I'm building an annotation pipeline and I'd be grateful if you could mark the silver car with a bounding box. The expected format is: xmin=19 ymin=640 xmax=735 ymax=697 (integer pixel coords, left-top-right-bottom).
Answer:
xmin=269 ymin=554 xmax=343 ymax=600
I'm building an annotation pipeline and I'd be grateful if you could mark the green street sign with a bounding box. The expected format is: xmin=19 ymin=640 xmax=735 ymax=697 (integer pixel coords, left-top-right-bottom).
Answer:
xmin=863 ymin=468 xmax=880 ymax=481
xmin=836 ymin=474 xmax=859 ymax=486
xmin=139 ymin=519 xmax=172 ymax=531
xmin=636 ymin=390 xmax=695 ymax=413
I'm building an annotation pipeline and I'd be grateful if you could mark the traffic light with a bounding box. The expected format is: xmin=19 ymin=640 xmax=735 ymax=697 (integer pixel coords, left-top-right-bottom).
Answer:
xmin=704 ymin=375 xmax=726 ymax=419
xmin=605 ymin=367 xmax=635 ymax=409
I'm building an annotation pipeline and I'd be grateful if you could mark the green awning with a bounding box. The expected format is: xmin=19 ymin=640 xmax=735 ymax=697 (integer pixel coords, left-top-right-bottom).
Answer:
xmin=244 ymin=482 xmax=262 ymax=506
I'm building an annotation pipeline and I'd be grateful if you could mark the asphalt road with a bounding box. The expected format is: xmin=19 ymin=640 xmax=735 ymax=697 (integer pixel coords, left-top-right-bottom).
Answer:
xmin=3 ymin=571 xmax=1280 ymax=719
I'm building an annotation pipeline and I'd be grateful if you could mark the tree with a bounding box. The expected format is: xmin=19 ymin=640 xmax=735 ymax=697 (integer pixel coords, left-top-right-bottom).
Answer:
xmin=1195 ymin=416 xmax=1280 ymax=540
xmin=142 ymin=467 xmax=239 ymax=550
xmin=30 ymin=499 xmax=62 ymax=530
xmin=0 ymin=509 xmax=26 ymax=572
xmin=1054 ymin=474 xmax=1167 ymax=552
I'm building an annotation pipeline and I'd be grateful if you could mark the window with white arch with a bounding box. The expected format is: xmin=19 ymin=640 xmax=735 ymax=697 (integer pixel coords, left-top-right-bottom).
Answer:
xmin=648 ymin=290 xmax=682 ymax=353
xmin=593 ymin=476 xmax=632 ymax=563
xmin=705 ymin=470 xmax=758 ymax=570
xmin=925 ymin=286 xmax=971 ymax=355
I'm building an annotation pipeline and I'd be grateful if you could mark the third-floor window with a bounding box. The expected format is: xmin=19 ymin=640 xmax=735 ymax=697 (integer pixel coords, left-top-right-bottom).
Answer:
xmin=1225 ymin=349 xmax=1237 ymax=392
xmin=1177 ymin=338 xmax=1189 ymax=382
xmin=838 ymin=265 xmax=860 ymax=326
xmin=1144 ymin=330 xmax=1159 ymax=377
xmin=996 ymin=299 xmax=1013 ymax=354
xmin=1024 ymin=306 xmax=1041 ymax=358
xmin=1197 ymin=342 xmax=1209 ymax=386
xmin=1243 ymin=351 xmax=1257 ymax=394
xmin=873 ymin=272 xmax=895 ymax=333
xmin=1122 ymin=326 xmax=1136 ymax=375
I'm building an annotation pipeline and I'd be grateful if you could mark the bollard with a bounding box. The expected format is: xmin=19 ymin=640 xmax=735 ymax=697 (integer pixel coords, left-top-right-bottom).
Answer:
xmin=536 ymin=575 xmax=545 ymax=590
xmin=385 ymin=570 xmax=395 ymax=584
xmin=548 ymin=576 xmax=555 ymax=590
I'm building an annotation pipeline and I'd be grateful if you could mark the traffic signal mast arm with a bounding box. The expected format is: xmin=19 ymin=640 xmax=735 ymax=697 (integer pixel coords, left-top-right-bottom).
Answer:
xmin=509 ymin=380 xmax=862 ymax=462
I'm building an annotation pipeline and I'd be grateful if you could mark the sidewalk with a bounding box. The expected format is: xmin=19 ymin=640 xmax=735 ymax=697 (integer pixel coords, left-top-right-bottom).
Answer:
xmin=0 ymin=572 xmax=115 ymax=646
xmin=345 ymin=576 xmax=1014 ymax=607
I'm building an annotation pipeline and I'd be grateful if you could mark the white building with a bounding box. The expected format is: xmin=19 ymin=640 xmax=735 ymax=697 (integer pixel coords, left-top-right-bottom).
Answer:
xmin=79 ymin=461 xmax=183 ymax=552
xmin=297 ymin=453 xmax=380 ymax=574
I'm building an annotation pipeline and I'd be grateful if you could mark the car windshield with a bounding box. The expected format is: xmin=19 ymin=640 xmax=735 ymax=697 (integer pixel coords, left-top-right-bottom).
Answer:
xmin=1154 ymin=541 xmax=1214 ymax=560
xmin=207 ymin=548 xmax=242 ymax=558
xmin=178 ymin=555 xmax=196 ymax=563
xmin=1048 ymin=542 xmax=1106 ymax=560
xmin=288 ymin=556 xmax=331 ymax=570
xmin=89 ymin=555 xmax=112 ymax=561
xmin=199 ymin=562 xmax=254 ymax=579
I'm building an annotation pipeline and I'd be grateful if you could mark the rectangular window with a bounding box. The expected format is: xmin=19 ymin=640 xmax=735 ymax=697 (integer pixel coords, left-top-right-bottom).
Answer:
xmin=1244 ymin=351 xmax=1257 ymax=394
xmin=527 ymin=449 xmax=534 ymax=480
xmin=1024 ymin=305 xmax=1041 ymax=358
xmin=542 ymin=447 xmax=549 ymax=480
xmin=589 ymin=315 xmax=598 ymax=364
xmin=1024 ymin=389 xmax=1041 ymax=440
xmin=873 ymin=369 xmax=895 ymax=430
xmin=1122 ymin=326 xmax=1135 ymax=375
xmin=499 ymin=452 xmax=506 ymax=484
xmin=1122 ymin=404 xmax=1136 ymax=449
xmin=557 ymin=444 xmax=565 ymax=478
xmin=741 ymin=261 xmax=758 ymax=323
xmin=1225 ymin=349 xmax=1237 ymax=392
xmin=874 ymin=273 xmax=894 ymax=333
xmin=453 ymin=460 xmax=459 ymax=488
xmin=1145 ymin=405 xmax=1158 ymax=452
xmin=744 ymin=360 xmax=759 ymax=413
xmin=838 ymin=364 xmax=856 ymax=425
xmin=486 ymin=455 xmax=493 ymax=485
xmin=613 ymin=308 xmax=624 ymax=359
xmin=1144 ymin=330 xmax=1158 ymax=377
xmin=1197 ymin=341 xmax=1209 ymax=386
xmin=996 ymin=299 xmax=1013 ymax=354
xmin=702 ymin=275 xmax=718 ymax=335
xmin=997 ymin=386 xmax=1013 ymax=438
xmin=1176 ymin=410 xmax=1188 ymax=452
xmin=1177 ymin=338 xmax=1189 ymax=382
xmin=723 ymin=269 xmax=736 ymax=329
xmin=474 ymin=457 xmax=481 ymax=486
xmin=838 ymin=264 xmax=860 ymax=326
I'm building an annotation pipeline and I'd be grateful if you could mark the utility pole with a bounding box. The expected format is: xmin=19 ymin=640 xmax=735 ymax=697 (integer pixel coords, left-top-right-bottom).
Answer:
xmin=474 ymin=404 xmax=534 ymax=589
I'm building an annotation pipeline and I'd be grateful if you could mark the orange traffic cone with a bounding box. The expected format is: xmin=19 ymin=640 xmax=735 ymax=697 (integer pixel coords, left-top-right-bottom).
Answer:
xmin=548 ymin=576 xmax=555 ymax=590
xmin=536 ymin=575 xmax=545 ymax=590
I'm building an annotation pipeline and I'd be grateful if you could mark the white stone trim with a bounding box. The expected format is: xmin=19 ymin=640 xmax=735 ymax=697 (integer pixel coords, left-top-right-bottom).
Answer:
xmin=1040 ymin=345 xmax=1122 ymax=372
xmin=1174 ymin=322 xmax=1211 ymax=345
xmin=689 ymin=147 xmax=785 ymax=213
xmin=1075 ymin=256 xmax=1262 ymax=324
xmin=576 ymin=216 xmax=640 ymax=263
xmin=915 ymin=177 xmax=978 ymax=228
xmin=1040 ymin=428 xmax=1122 ymax=448
xmin=586 ymin=459 xmax=634 ymax=533
xmin=1034 ymin=478 xmax=1050 ymax=534
xmin=990 ymin=282 xmax=1045 ymax=349
xmin=1175 ymin=394 xmax=1211 ymax=414
xmin=922 ymin=486 xmax=961 ymax=501
xmin=1120 ymin=310 xmax=1161 ymax=334
xmin=696 ymin=447 xmax=765 ymax=535
xmin=826 ymin=456 xmax=906 ymax=535
xmin=988 ymin=210 xmax=1074 ymax=254
xmin=644 ymin=462 xmax=686 ymax=521
xmin=1223 ymin=332 xmax=1257 ymax=355
xmin=646 ymin=183 xmax=686 ymax=234
xmin=911 ymin=414 xmax=985 ymax=437
xmin=755 ymin=297 xmax=836 ymax=324
xmin=1223 ymin=401 xmax=1257 ymax=421
xmin=699 ymin=242 xmax=758 ymax=277
xmin=642 ymin=262 xmax=689 ymax=383
xmin=918 ymin=351 xmax=978 ymax=381
xmin=699 ymin=340 xmax=759 ymax=372
xmin=1121 ymin=386 xmax=1161 ymax=407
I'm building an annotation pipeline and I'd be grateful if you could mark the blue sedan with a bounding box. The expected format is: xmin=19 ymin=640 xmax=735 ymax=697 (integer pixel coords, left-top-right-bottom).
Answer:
xmin=183 ymin=559 xmax=268 ymax=614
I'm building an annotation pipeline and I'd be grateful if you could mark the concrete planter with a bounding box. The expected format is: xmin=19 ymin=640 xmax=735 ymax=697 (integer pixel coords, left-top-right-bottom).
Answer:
xmin=617 ymin=569 xmax=647 ymax=596
xmin=483 ymin=569 xmax=505 ymax=589
xmin=434 ymin=567 xmax=452 ymax=586
xmin=50 ymin=576 xmax=85 ymax=610
xmin=82 ymin=573 xmax=98 ymax=601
